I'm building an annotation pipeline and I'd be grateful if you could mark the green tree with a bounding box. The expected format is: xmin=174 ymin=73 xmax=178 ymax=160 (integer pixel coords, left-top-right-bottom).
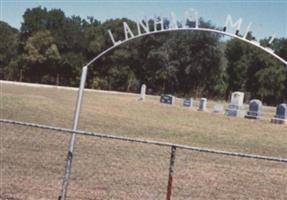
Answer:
xmin=22 ymin=30 xmax=61 ymax=83
xmin=1 ymin=6 xmax=286 ymax=105
xmin=0 ymin=21 xmax=19 ymax=80
xmin=226 ymin=34 xmax=287 ymax=104
xmin=245 ymin=47 xmax=286 ymax=104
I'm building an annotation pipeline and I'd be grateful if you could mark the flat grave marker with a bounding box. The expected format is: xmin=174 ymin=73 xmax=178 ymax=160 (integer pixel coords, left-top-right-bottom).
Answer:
xmin=213 ymin=103 xmax=224 ymax=113
xmin=160 ymin=94 xmax=175 ymax=105
xmin=183 ymin=98 xmax=193 ymax=108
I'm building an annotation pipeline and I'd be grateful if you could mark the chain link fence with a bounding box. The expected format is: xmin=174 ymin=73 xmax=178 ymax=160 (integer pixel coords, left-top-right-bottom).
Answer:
xmin=1 ymin=120 xmax=287 ymax=200
xmin=68 ymin=134 xmax=170 ymax=199
xmin=173 ymin=149 xmax=287 ymax=199
xmin=1 ymin=123 xmax=68 ymax=199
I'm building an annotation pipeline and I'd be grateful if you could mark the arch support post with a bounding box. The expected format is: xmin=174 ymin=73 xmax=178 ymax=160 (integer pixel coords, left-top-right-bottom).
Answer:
xmin=59 ymin=65 xmax=88 ymax=200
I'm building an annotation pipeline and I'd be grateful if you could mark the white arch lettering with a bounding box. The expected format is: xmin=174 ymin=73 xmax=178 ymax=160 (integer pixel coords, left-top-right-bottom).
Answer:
xmin=103 ymin=27 xmax=286 ymax=67
xmin=243 ymin=22 xmax=252 ymax=39
xmin=268 ymin=34 xmax=276 ymax=45
xmin=224 ymin=15 xmax=242 ymax=34
xmin=169 ymin=12 xmax=178 ymax=29
xmin=184 ymin=8 xmax=199 ymax=28
xmin=123 ymin=22 xmax=135 ymax=40
xmin=137 ymin=20 xmax=150 ymax=35
xmin=154 ymin=17 xmax=164 ymax=31
xmin=108 ymin=29 xmax=122 ymax=46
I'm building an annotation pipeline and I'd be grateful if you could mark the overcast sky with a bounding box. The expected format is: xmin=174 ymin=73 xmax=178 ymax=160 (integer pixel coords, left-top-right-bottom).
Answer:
xmin=0 ymin=0 xmax=286 ymax=40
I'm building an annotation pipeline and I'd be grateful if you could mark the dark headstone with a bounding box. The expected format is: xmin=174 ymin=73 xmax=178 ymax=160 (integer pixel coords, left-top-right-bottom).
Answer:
xmin=245 ymin=99 xmax=262 ymax=119
xmin=160 ymin=95 xmax=175 ymax=105
xmin=275 ymin=104 xmax=287 ymax=119
xmin=271 ymin=103 xmax=287 ymax=124
xmin=226 ymin=104 xmax=240 ymax=116
xmin=183 ymin=98 xmax=193 ymax=108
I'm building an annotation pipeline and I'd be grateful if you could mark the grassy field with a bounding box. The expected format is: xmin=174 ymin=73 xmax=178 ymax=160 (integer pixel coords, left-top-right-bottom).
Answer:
xmin=1 ymin=82 xmax=287 ymax=199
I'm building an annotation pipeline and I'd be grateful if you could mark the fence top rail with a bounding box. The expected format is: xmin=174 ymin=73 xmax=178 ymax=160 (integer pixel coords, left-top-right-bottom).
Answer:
xmin=1 ymin=118 xmax=287 ymax=163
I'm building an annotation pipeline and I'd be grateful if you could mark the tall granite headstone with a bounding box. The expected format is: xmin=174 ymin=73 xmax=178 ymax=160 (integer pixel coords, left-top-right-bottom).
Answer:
xmin=139 ymin=84 xmax=146 ymax=101
xmin=198 ymin=98 xmax=207 ymax=111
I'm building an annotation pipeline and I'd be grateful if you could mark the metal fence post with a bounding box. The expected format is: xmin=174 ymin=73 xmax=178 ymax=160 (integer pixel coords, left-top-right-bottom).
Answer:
xmin=166 ymin=145 xmax=177 ymax=200
xmin=58 ymin=66 xmax=88 ymax=200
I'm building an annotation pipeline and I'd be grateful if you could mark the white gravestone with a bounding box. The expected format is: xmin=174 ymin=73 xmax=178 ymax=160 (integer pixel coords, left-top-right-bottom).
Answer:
xmin=198 ymin=98 xmax=207 ymax=111
xmin=225 ymin=91 xmax=245 ymax=117
xmin=139 ymin=84 xmax=146 ymax=100
xmin=230 ymin=92 xmax=244 ymax=107
xmin=213 ymin=103 xmax=224 ymax=113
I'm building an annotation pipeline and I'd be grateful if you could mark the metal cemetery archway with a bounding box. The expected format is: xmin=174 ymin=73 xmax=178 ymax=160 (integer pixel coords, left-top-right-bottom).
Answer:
xmin=59 ymin=25 xmax=287 ymax=200
xmin=88 ymin=28 xmax=287 ymax=67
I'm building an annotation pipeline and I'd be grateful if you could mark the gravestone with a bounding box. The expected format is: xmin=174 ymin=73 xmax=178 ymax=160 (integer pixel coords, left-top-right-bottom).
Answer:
xmin=225 ymin=91 xmax=245 ymax=117
xmin=198 ymin=98 xmax=207 ymax=111
xmin=230 ymin=92 xmax=244 ymax=107
xmin=271 ymin=103 xmax=287 ymax=124
xmin=245 ymin=99 xmax=262 ymax=119
xmin=183 ymin=98 xmax=193 ymax=108
xmin=160 ymin=94 xmax=175 ymax=105
xmin=138 ymin=84 xmax=146 ymax=101
xmin=213 ymin=103 xmax=223 ymax=113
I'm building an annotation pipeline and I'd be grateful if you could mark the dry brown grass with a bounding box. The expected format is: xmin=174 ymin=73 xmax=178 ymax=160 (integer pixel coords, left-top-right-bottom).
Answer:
xmin=1 ymin=83 xmax=287 ymax=199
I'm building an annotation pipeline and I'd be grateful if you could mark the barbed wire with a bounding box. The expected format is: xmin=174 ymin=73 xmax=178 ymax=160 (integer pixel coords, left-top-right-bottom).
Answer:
xmin=1 ymin=118 xmax=286 ymax=163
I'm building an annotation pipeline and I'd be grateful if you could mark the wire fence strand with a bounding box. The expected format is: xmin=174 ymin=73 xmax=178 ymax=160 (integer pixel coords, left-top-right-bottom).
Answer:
xmin=1 ymin=118 xmax=287 ymax=163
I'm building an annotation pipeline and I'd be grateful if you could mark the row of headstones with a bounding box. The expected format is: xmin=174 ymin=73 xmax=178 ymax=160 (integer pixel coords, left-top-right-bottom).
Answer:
xmin=225 ymin=92 xmax=287 ymax=124
xmin=139 ymin=85 xmax=286 ymax=124
xmin=160 ymin=95 xmax=222 ymax=112
xmin=160 ymin=93 xmax=287 ymax=124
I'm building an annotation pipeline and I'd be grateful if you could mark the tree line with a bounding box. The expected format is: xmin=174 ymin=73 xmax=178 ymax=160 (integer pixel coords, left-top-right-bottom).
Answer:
xmin=0 ymin=7 xmax=286 ymax=105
